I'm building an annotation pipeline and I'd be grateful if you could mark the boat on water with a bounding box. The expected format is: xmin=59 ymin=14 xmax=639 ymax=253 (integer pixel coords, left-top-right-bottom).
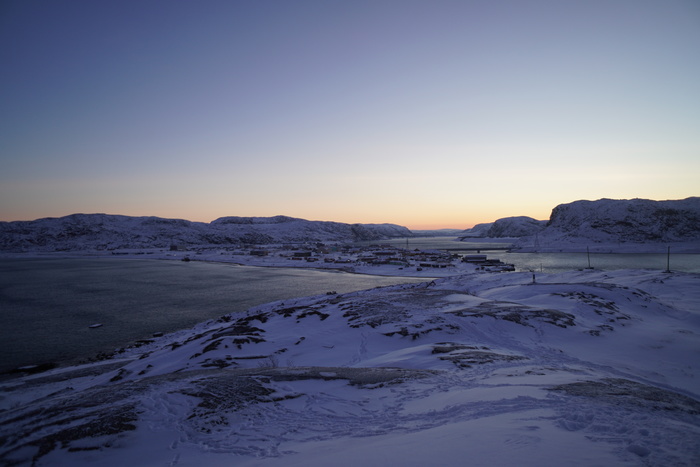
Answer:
xmin=88 ymin=323 xmax=103 ymax=329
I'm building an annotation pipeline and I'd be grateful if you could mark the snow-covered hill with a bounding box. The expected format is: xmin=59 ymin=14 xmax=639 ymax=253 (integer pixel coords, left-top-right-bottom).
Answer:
xmin=460 ymin=221 xmax=493 ymax=237
xmin=0 ymin=214 xmax=413 ymax=252
xmin=1 ymin=269 xmax=699 ymax=466
xmin=515 ymin=197 xmax=700 ymax=252
xmin=462 ymin=216 xmax=546 ymax=238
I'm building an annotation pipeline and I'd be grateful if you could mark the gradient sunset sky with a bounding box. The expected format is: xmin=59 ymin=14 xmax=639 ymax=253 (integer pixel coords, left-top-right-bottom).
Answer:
xmin=1 ymin=0 xmax=698 ymax=229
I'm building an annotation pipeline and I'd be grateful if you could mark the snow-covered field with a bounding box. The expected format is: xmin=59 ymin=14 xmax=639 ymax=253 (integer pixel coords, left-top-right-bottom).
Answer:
xmin=1 ymin=269 xmax=699 ymax=466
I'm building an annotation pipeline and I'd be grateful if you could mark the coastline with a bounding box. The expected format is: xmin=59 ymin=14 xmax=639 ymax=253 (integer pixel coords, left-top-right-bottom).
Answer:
xmin=2 ymin=244 xmax=699 ymax=377
xmin=511 ymin=239 xmax=700 ymax=254
xmin=0 ymin=255 xmax=440 ymax=377
xmin=0 ymin=248 xmax=474 ymax=278
xmin=2 ymin=266 xmax=699 ymax=466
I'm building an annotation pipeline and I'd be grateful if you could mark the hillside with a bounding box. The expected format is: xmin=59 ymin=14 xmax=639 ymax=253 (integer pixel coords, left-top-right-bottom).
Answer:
xmin=461 ymin=216 xmax=546 ymax=238
xmin=1 ymin=269 xmax=699 ymax=466
xmin=0 ymin=214 xmax=413 ymax=252
xmin=515 ymin=197 xmax=700 ymax=252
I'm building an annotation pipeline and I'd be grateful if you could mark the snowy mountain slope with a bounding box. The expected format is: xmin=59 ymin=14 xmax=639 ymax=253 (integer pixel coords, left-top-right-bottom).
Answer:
xmin=461 ymin=216 xmax=546 ymax=238
xmin=488 ymin=216 xmax=546 ymax=237
xmin=515 ymin=197 xmax=700 ymax=252
xmin=460 ymin=221 xmax=493 ymax=237
xmin=0 ymin=214 xmax=413 ymax=252
xmin=1 ymin=269 xmax=699 ymax=466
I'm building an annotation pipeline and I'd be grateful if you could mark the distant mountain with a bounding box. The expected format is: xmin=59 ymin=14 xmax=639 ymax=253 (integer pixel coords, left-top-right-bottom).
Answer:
xmin=0 ymin=214 xmax=413 ymax=252
xmin=460 ymin=222 xmax=493 ymax=237
xmin=515 ymin=197 xmax=700 ymax=252
xmin=411 ymin=228 xmax=466 ymax=237
xmin=461 ymin=216 xmax=546 ymax=238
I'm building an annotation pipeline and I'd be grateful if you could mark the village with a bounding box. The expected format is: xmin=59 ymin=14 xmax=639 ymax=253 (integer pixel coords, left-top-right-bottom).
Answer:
xmin=166 ymin=242 xmax=516 ymax=277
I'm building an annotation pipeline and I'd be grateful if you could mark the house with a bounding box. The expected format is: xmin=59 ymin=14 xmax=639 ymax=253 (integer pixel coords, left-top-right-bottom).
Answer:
xmin=463 ymin=254 xmax=488 ymax=263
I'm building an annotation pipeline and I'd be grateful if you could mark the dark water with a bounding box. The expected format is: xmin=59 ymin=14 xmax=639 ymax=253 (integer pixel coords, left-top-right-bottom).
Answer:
xmin=0 ymin=258 xmax=429 ymax=373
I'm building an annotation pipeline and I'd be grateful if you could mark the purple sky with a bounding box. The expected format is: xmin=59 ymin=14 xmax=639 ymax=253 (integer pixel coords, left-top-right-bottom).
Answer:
xmin=1 ymin=0 xmax=699 ymax=228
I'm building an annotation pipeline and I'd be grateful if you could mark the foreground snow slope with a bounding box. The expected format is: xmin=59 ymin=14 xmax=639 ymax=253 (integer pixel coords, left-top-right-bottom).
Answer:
xmin=1 ymin=269 xmax=699 ymax=466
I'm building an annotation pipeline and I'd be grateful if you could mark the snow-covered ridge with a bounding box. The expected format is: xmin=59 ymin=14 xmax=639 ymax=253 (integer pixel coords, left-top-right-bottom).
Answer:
xmin=546 ymin=197 xmax=700 ymax=241
xmin=462 ymin=216 xmax=546 ymax=238
xmin=211 ymin=215 xmax=300 ymax=224
xmin=1 ymin=269 xmax=699 ymax=466
xmin=0 ymin=214 xmax=413 ymax=252
xmin=516 ymin=197 xmax=700 ymax=252
xmin=460 ymin=198 xmax=700 ymax=252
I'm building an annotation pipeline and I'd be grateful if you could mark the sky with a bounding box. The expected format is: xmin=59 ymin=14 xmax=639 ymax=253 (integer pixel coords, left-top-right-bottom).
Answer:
xmin=1 ymin=0 xmax=699 ymax=229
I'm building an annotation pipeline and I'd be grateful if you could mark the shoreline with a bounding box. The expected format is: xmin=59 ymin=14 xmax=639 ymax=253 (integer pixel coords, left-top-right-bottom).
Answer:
xmin=0 ymin=255 xmax=443 ymax=378
xmin=0 ymin=249 xmax=474 ymax=278
xmin=2 ymin=246 xmax=699 ymax=377
xmin=2 ymin=265 xmax=699 ymax=465
xmin=511 ymin=241 xmax=700 ymax=254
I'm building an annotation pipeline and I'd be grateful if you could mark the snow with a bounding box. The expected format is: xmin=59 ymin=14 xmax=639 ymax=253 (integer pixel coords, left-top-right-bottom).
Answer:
xmin=1 ymin=266 xmax=699 ymax=466
xmin=515 ymin=197 xmax=700 ymax=253
xmin=461 ymin=216 xmax=546 ymax=238
xmin=460 ymin=197 xmax=700 ymax=253
xmin=4 ymin=198 xmax=699 ymax=256
xmin=0 ymin=213 xmax=413 ymax=252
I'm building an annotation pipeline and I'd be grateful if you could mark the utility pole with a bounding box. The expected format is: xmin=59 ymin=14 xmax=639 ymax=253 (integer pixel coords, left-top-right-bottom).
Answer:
xmin=586 ymin=246 xmax=592 ymax=269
